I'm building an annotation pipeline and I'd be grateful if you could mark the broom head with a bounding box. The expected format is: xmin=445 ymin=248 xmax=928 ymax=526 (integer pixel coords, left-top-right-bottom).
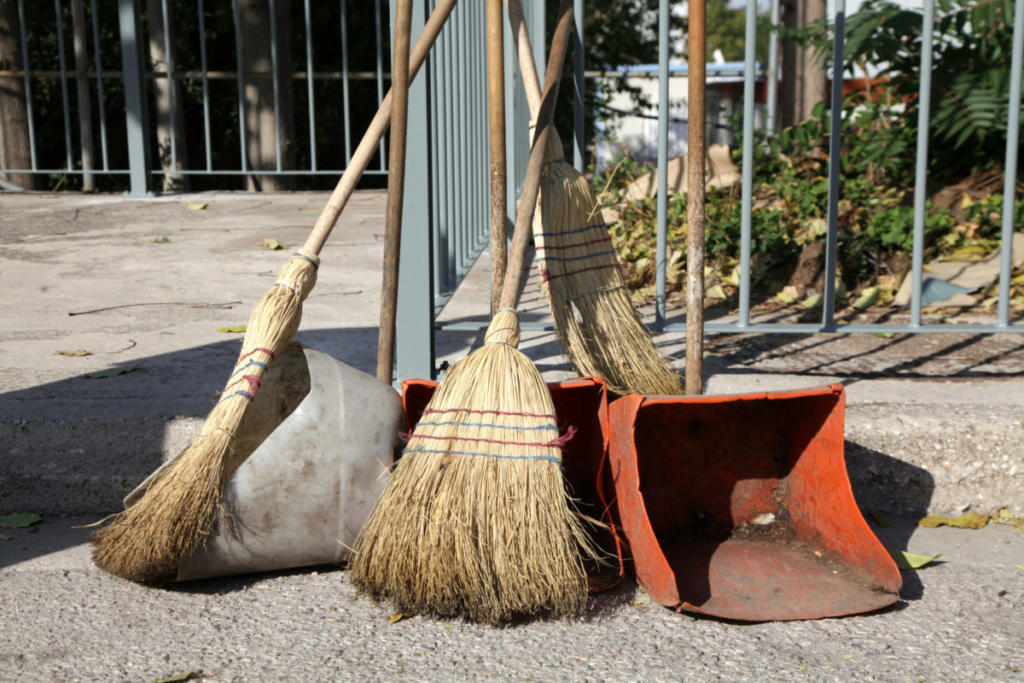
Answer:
xmin=90 ymin=254 xmax=318 ymax=584
xmin=349 ymin=309 xmax=594 ymax=623
xmin=534 ymin=131 xmax=683 ymax=396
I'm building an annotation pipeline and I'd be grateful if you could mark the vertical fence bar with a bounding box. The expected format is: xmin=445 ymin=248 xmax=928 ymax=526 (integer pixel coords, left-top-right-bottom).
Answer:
xmin=375 ymin=0 xmax=387 ymax=171
xmin=573 ymin=0 xmax=584 ymax=171
xmin=457 ymin=0 xmax=466 ymax=272
xmin=449 ymin=3 xmax=459 ymax=278
xmin=430 ymin=0 xmax=442 ymax=300
xmin=445 ymin=8 xmax=456 ymax=288
xmin=448 ymin=3 xmax=459 ymax=278
xmin=455 ymin=4 xmax=467 ymax=273
xmin=909 ymin=0 xmax=936 ymax=327
xmin=738 ymin=0 xmax=757 ymax=327
xmin=396 ymin=0 xmax=435 ymax=379
xmin=54 ymin=0 xmax=75 ymax=172
xmin=438 ymin=11 xmax=452 ymax=292
xmin=655 ymin=0 xmax=670 ymax=326
xmin=268 ymin=0 xmax=282 ymax=172
xmin=304 ymin=0 xmax=317 ymax=171
xmin=118 ymin=0 xmax=151 ymax=195
xmin=198 ymin=0 xmax=213 ymax=171
xmin=502 ymin=0 xmax=522 ymax=233
xmin=340 ymin=0 xmax=352 ymax=164
xmin=232 ymin=0 xmax=248 ymax=173
xmin=469 ymin=2 xmax=479 ymax=257
xmin=90 ymin=0 xmax=109 ymax=170
xmin=766 ymin=0 xmax=780 ymax=132
xmin=463 ymin=3 xmax=472 ymax=271
xmin=476 ymin=2 xmax=487 ymax=252
xmin=821 ymin=0 xmax=846 ymax=331
xmin=999 ymin=0 xmax=1024 ymax=327
xmin=17 ymin=0 xmax=38 ymax=172
xmin=160 ymin=0 xmax=177 ymax=171
xmin=474 ymin=2 xmax=483 ymax=253
xmin=463 ymin=0 xmax=471 ymax=267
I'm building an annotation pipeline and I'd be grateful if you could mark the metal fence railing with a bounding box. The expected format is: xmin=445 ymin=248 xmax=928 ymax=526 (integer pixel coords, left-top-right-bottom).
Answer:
xmin=2 ymin=0 xmax=1021 ymax=381
xmin=651 ymin=0 xmax=1024 ymax=336
xmin=0 ymin=0 xmax=541 ymax=380
xmin=1 ymin=0 xmax=399 ymax=190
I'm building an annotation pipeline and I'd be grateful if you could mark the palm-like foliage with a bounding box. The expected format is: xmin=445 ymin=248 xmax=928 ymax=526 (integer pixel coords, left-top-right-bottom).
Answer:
xmin=812 ymin=0 xmax=1020 ymax=178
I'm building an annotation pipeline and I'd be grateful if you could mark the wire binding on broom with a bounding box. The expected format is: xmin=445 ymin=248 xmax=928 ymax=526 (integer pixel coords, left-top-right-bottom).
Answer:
xmin=349 ymin=310 xmax=597 ymax=623
xmin=532 ymin=132 xmax=684 ymax=396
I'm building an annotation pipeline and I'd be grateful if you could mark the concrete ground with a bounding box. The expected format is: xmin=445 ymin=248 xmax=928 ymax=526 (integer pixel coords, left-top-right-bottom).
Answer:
xmin=1 ymin=191 xmax=1022 ymax=681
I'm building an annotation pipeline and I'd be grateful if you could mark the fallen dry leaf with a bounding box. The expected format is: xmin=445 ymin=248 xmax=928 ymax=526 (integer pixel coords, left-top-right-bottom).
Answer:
xmin=918 ymin=512 xmax=989 ymax=529
xmin=888 ymin=549 xmax=943 ymax=570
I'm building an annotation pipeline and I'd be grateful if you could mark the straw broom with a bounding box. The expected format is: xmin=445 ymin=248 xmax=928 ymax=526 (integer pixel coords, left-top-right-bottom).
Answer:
xmin=89 ymin=0 xmax=458 ymax=585
xmin=349 ymin=1 xmax=595 ymax=624
xmin=505 ymin=0 xmax=683 ymax=396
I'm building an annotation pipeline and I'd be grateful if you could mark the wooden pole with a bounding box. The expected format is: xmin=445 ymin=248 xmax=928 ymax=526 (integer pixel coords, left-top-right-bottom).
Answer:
xmin=487 ymin=0 xmax=507 ymax=314
xmin=377 ymin=0 xmax=413 ymax=384
xmin=685 ymin=0 xmax=706 ymax=395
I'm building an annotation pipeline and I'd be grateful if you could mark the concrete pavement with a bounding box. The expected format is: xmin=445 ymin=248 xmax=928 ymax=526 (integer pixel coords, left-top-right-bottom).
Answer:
xmin=1 ymin=191 xmax=1022 ymax=680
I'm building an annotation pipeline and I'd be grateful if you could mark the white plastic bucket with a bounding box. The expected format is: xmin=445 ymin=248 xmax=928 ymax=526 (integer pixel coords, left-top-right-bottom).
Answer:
xmin=128 ymin=343 xmax=402 ymax=581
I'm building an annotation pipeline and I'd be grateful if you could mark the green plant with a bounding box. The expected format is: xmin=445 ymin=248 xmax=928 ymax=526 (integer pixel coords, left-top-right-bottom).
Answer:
xmin=807 ymin=0 xmax=1023 ymax=180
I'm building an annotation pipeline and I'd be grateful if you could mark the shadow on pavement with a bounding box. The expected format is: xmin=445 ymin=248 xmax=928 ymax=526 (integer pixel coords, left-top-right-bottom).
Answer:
xmin=846 ymin=441 xmax=935 ymax=602
xmin=0 ymin=326 xmax=381 ymax=570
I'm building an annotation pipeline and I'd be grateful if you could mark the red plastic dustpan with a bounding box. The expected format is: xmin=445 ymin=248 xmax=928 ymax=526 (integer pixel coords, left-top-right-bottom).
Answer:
xmin=607 ymin=384 xmax=902 ymax=621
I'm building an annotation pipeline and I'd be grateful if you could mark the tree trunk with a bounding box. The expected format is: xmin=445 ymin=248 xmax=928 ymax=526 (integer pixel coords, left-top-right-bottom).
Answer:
xmin=147 ymin=0 xmax=188 ymax=192
xmin=71 ymin=0 xmax=95 ymax=192
xmin=0 ymin=0 xmax=34 ymax=190
xmin=780 ymin=0 xmax=826 ymax=129
xmin=240 ymin=0 xmax=295 ymax=191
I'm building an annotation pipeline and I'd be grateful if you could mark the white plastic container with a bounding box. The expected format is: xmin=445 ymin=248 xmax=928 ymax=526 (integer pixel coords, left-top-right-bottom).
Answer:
xmin=128 ymin=343 xmax=402 ymax=581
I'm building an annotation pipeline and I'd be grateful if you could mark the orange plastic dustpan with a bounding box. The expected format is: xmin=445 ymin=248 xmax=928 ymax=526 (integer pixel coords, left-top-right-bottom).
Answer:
xmin=402 ymin=376 xmax=625 ymax=586
xmin=607 ymin=384 xmax=902 ymax=621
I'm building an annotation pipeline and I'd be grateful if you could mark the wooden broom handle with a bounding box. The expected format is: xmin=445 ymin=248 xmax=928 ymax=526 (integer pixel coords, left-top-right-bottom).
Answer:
xmin=377 ymin=0 xmax=413 ymax=384
xmin=499 ymin=0 xmax=573 ymax=311
xmin=505 ymin=0 xmax=543 ymax=118
xmin=686 ymin=0 xmax=706 ymax=395
xmin=487 ymin=0 xmax=508 ymax=315
xmin=300 ymin=0 xmax=457 ymax=258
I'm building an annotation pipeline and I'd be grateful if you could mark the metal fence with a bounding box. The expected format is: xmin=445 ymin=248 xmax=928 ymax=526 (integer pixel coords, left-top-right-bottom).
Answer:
xmin=415 ymin=0 xmax=1023 ymax=378
xmin=2 ymin=0 xmax=399 ymax=188
xmin=650 ymin=0 xmax=1024 ymax=337
xmin=2 ymin=0 xmax=1022 ymax=381
xmin=0 ymin=0 xmax=531 ymax=333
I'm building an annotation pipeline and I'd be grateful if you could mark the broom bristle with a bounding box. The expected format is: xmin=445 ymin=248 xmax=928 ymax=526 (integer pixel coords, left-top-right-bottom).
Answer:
xmin=534 ymin=133 xmax=683 ymax=396
xmin=350 ymin=309 xmax=594 ymax=623
xmin=90 ymin=432 xmax=228 ymax=583
xmin=90 ymin=255 xmax=318 ymax=584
